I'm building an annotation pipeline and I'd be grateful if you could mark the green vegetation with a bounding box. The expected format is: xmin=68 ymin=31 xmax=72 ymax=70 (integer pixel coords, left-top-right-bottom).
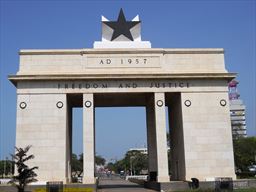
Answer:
xmin=0 ymin=159 xmax=14 ymax=178
xmin=171 ymin=188 xmax=256 ymax=192
xmin=71 ymin=154 xmax=83 ymax=181
xmin=233 ymin=137 xmax=256 ymax=178
xmin=233 ymin=137 xmax=256 ymax=171
xmin=71 ymin=153 xmax=106 ymax=182
xmin=9 ymin=145 xmax=38 ymax=192
xmin=106 ymin=150 xmax=148 ymax=175
xmin=234 ymin=188 xmax=256 ymax=192
xmin=34 ymin=188 xmax=94 ymax=192
xmin=95 ymin=155 xmax=106 ymax=166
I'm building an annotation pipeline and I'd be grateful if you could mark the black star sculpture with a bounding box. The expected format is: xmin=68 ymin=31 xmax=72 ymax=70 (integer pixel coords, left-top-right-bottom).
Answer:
xmin=103 ymin=8 xmax=141 ymax=41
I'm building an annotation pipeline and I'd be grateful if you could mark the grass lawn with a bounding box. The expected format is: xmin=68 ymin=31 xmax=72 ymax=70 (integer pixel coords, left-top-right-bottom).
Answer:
xmin=234 ymin=189 xmax=256 ymax=192
xmin=172 ymin=188 xmax=256 ymax=192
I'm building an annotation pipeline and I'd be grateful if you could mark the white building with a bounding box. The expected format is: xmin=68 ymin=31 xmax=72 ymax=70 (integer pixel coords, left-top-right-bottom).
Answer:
xmin=129 ymin=147 xmax=170 ymax=155
xmin=228 ymin=80 xmax=247 ymax=138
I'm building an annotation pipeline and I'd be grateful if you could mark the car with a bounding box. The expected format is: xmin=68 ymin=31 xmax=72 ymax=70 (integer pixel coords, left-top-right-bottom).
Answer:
xmin=248 ymin=165 xmax=256 ymax=172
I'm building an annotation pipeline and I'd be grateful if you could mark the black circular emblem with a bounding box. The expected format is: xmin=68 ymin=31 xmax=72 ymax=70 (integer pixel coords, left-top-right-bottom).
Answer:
xmin=19 ymin=102 xmax=27 ymax=109
xmin=184 ymin=100 xmax=191 ymax=107
xmin=220 ymin=99 xmax=227 ymax=106
xmin=84 ymin=101 xmax=92 ymax=108
xmin=156 ymin=100 xmax=164 ymax=107
xmin=56 ymin=101 xmax=64 ymax=108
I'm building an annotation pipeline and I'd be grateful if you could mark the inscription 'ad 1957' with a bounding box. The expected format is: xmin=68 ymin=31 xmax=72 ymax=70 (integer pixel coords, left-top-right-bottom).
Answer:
xmin=99 ymin=58 xmax=147 ymax=65
xmin=86 ymin=56 xmax=161 ymax=68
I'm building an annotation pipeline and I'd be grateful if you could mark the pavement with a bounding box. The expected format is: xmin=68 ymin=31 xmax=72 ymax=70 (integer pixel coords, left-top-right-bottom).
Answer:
xmin=97 ymin=177 xmax=157 ymax=192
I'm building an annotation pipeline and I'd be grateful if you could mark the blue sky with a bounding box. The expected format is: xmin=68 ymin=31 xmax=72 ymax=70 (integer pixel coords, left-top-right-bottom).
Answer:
xmin=0 ymin=0 xmax=255 ymax=161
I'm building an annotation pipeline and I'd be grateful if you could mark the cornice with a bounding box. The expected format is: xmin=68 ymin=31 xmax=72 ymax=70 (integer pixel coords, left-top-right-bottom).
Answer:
xmin=9 ymin=73 xmax=236 ymax=86
xmin=19 ymin=48 xmax=225 ymax=55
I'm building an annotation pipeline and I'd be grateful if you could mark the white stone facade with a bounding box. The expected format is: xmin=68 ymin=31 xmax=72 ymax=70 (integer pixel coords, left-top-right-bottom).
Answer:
xmin=9 ymin=48 xmax=236 ymax=184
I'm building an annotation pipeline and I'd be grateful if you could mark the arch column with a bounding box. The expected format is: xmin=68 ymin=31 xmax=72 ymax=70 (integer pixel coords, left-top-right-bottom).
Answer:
xmin=146 ymin=95 xmax=157 ymax=180
xmin=146 ymin=92 xmax=169 ymax=182
xmin=83 ymin=93 xmax=95 ymax=184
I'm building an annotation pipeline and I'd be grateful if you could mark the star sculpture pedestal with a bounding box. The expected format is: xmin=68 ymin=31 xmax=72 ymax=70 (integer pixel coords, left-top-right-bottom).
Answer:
xmin=94 ymin=9 xmax=151 ymax=48
xmin=94 ymin=41 xmax=151 ymax=49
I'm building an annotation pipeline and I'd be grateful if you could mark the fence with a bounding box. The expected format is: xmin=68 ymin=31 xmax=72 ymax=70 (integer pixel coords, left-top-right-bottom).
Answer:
xmin=125 ymin=175 xmax=148 ymax=181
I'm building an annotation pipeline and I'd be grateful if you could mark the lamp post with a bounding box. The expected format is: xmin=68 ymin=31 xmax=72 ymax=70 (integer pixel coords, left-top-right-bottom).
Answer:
xmin=6 ymin=157 xmax=9 ymax=177
xmin=3 ymin=157 xmax=6 ymax=178
xmin=11 ymin=154 xmax=14 ymax=176
xmin=130 ymin=158 xmax=132 ymax=176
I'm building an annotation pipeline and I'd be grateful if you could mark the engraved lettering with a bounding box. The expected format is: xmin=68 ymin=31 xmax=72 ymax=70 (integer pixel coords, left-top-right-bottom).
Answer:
xmin=99 ymin=60 xmax=104 ymax=64
xmin=102 ymin=83 xmax=108 ymax=88
xmin=93 ymin=84 xmax=98 ymax=88
xmin=85 ymin=84 xmax=90 ymax=89
xmin=125 ymin=83 xmax=131 ymax=88
xmin=56 ymin=81 xmax=191 ymax=90
xmin=106 ymin=59 xmax=111 ymax=64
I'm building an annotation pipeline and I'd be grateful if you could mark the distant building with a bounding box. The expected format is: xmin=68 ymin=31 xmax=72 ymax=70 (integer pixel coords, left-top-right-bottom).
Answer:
xmin=129 ymin=148 xmax=148 ymax=154
xmin=129 ymin=147 xmax=170 ymax=154
xmin=228 ymin=80 xmax=247 ymax=138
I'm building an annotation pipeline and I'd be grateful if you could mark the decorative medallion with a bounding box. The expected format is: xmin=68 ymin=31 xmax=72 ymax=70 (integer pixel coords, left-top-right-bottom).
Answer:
xmin=56 ymin=101 xmax=64 ymax=108
xmin=184 ymin=100 xmax=191 ymax=107
xmin=19 ymin=102 xmax=27 ymax=109
xmin=220 ymin=99 xmax=227 ymax=106
xmin=156 ymin=100 xmax=164 ymax=107
xmin=84 ymin=101 xmax=92 ymax=108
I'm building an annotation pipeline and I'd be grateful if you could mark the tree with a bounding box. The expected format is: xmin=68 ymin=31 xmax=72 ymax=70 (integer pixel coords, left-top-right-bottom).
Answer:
xmin=0 ymin=159 xmax=14 ymax=178
xmin=71 ymin=154 xmax=83 ymax=180
xmin=233 ymin=137 xmax=256 ymax=172
xmin=108 ymin=150 xmax=148 ymax=175
xmin=106 ymin=162 xmax=116 ymax=172
xmin=9 ymin=146 xmax=38 ymax=192
xmin=130 ymin=151 xmax=148 ymax=175
xmin=71 ymin=153 xmax=106 ymax=181
xmin=95 ymin=155 xmax=106 ymax=166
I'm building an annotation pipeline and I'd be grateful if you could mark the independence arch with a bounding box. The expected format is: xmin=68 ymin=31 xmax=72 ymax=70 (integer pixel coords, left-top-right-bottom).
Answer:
xmin=9 ymin=9 xmax=236 ymax=185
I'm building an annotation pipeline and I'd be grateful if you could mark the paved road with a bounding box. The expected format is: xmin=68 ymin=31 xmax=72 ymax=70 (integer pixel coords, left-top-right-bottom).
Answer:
xmin=97 ymin=178 xmax=157 ymax=192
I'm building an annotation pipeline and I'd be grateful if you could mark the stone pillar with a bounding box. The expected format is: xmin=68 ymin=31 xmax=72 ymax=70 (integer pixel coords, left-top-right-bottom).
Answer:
xmin=168 ymin=93 xmax=186 ymax=180
xmin=146 ymin=95 xmax=157 ymax=181
xmin=181 ymin=92 xmax=236 ymax=180
xmin=83 ymin=93 xmax=95 ymax=184
xmin=16 ymin=93 xmax=69 ymax=183
xmin=154 ymin=93 xmax=169 ymax=182
xmin=146 ymin=93 xmax=169 ymax=182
